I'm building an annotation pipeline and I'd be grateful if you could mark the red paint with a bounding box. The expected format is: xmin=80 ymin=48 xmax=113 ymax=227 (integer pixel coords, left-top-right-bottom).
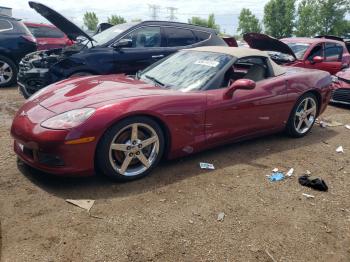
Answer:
xmin=11 ymin=70 xmax=332 ymax=176
xmin=24 ymin=22 xmax=73 ymax=50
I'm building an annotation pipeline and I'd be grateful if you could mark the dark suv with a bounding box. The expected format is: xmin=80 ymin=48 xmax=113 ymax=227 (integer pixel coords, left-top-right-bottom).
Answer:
xmin=18 ymin=2 xmax=227 ymax=98
xmin=0 ymin=15 xmax=37 ymax=87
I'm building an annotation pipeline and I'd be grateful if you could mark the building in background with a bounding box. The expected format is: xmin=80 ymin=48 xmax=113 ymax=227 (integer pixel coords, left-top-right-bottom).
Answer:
xmin=0 ymin=6 xmax=12 ymax=17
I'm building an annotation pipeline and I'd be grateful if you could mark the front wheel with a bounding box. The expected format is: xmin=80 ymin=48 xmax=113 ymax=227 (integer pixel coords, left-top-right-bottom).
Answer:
xmin=96 ymin=117 xmax=165 ymax=182
xmin=286 ymin=93 xmax=318 ymax=138
xmin=0 ymin=55 xmax=17 ymax=87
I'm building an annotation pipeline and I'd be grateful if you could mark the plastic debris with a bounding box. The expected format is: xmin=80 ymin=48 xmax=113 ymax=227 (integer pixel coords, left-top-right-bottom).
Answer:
xmin=345 ymin=125 xmax=350 ymax=130
xmin=268 ymin=172 xmax=285 ymax=182
xmin=272 ymin=168 xmax=279 ymax=172
xmin=299 ymin=175 xmax=328 ymax=191
xmin=319 ymin=121 xmax=327 ymax=128
xmin=286 ymin=168 xmax=294 ymax=177
xmin=336 ymin=146 xmax=344 ymax=153
xmin=66 ymin=199 xmax=95 ymax=212
xmin=319 ymin=120 xmax=343 ymax=127
xmin=302 ymin=193 xmax=315 ymax=199
xmin=305 ymin=170 xmax=311 ymax=175
xmin=199 ymin=162 xmax=215 ymax=170
xmin=217 ymin=212 xmax=225 ymax=221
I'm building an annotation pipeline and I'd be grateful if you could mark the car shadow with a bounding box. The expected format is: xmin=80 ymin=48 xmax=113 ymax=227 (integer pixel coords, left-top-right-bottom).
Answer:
xmin=329 ymin=103 xmax=350 ymax=110
xmin=18 ymin=127 xmax=338 ymax=200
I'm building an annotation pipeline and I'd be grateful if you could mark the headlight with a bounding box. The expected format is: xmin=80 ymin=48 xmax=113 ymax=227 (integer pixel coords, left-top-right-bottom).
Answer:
xmin=41 ymin=108 xmax=95 ymax=130
xmin=331 ymin=75 xmax=339 ymax=83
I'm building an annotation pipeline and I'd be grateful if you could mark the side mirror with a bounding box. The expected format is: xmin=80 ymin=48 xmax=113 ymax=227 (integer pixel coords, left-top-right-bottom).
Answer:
xmin=224 ymin=79 xmax=256 ymax=99
xmin=312 ymin=56 xmax=323 ymax=63
xmin=113 ymin=39 xmax=132 ymax=49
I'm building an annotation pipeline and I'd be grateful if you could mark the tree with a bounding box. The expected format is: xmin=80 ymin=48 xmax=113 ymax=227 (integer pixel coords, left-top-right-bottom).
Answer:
xmin=83 ymin=12 xmax=99 ymax=31
xmin=316 ymin=0 xmax=349 ymax=35
xmin=107 ymin=15 xmax=126 ymax=25
xmin=237 ymin=8 xmax=262 ymax=35
xmin=263 ymin=0 xmax=296 ymax=38
xmin=188 ymin=14 xmax=220 ymax=30
xmin=295 ymin=0 xmax=319 ymax=36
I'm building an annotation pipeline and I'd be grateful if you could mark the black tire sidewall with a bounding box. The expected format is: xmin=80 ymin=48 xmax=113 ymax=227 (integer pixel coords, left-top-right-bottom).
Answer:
xmin=96 ymin=116 xmax=165 ymax=182
xmin=0 ymin=55 xmax=17 ymax=87
xmin=286 ymin=93 xmax=318 ymax=138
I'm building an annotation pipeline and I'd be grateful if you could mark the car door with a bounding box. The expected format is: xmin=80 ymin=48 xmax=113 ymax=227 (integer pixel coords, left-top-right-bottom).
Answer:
xmin=113 ymin=26 xmax=166 ymax=74
xmin=303 ymin=43 xmax=325 ymax=71
xmin=204 ymin=57 xmax=288 ymax=146
xmin=161 ymin=26 xmax=198 ymax=58
xmin=321 ymin=42 xmax=344 ymax=74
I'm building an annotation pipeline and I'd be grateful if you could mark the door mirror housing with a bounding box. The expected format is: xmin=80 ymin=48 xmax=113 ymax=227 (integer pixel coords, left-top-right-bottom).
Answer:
xmin=312 ymin=56 xmax=323 ymax=63
xmin=224 ymin=79 xmax=256 ymax=99
xmin=113 ymin=39 xmax=132 ymax=49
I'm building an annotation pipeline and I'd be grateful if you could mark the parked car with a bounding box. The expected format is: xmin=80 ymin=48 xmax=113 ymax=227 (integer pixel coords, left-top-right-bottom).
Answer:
xmin=243 ymin=33 xmax=350 ymax=75
xmin=11 ymin=46 xmax=332 ymax=181
xmin=18 ymin=1 xmax=227 ymax=98
xmin=24 ymin=22 xmax=73 ymax=50
xmin=0 ymin=14 xmax=37 ymax=87
xmin=331 ymin=67 xmax=350 ymax=105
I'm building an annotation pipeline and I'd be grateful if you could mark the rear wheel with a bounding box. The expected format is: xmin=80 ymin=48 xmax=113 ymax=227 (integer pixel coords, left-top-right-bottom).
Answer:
xmin=0 ymin=55 xmax=17 ymax=87
xmin=96 ymin=117 xmax=165 ymax=182
xmin=286 ymin=93 xmax=318 ymax=138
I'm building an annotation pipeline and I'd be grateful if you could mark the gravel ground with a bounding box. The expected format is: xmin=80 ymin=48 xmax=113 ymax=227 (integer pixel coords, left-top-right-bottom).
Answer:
xmin=0 ymin=87 xmax=350 ymax=262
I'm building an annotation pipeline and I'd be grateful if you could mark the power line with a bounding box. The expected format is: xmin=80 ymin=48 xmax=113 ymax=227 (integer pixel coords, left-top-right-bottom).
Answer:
xmin=167 ymin=7 xmax=178 ymax=21
xmin=148 ymin=4 xmax=160 ymax=20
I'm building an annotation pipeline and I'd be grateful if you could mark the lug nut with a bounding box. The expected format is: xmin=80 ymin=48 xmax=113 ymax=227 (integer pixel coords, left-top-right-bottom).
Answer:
xmin=138 ymin=144 xmax=142 ymax=148
xmin=132 ymin=141 xmax=137 ymax=145
xmin=127 ymin=146 xmax=131 ymax=150
xmin=136 ymin=151 xmax=140 ymax=155
xmin=129 ymin=153 xmax=133 ymax=157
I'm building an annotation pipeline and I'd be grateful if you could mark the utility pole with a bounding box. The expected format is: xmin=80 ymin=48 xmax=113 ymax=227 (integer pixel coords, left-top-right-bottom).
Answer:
xmin=166 ymin=7 xmax=177 ymax=21
xmin=148 ymin=4 xmax=160 ymax=20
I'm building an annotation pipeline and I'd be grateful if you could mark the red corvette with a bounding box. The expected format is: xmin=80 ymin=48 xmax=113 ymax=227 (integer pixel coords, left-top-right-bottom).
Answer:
xmin=11 ymin=47 xmax=332 ymax=181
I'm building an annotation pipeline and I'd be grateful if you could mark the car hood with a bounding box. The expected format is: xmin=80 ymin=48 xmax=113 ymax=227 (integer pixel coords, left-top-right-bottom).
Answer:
xmin=31 ymin=75 xmax=169 ymax=114
xmin=28 ymin=1 xmax=94 ymax=42
xmin=243 ymin=33 xmax=296 ymax=59
xmin=336 ymin=68 xmax=350 ymax=83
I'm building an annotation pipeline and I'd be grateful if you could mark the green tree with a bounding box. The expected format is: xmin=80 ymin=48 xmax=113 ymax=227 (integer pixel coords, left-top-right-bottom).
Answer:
xmin=83 ymin=12 xmax=99 ymax=31
xmin=316 ymin=0 xmax=349 ymax=35
xmin=188 ymin=14 xmax=220 ymax=30
xmin=237 ymin=8 xmax=262 ymax=35
xmin=263 ymin=0 xmax=296 ymax=38
xmin=107 ymin=15 xmax=126 ymax=25
xmin=295 ymin=0 xmax=319 ymax=36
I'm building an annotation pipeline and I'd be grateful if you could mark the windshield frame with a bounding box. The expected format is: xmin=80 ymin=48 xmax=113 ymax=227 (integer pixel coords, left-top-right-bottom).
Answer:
xmin=138 ymin=50 xmax=235 ymax=92
xmin=285 ymin=42 xmax=311 ymax=60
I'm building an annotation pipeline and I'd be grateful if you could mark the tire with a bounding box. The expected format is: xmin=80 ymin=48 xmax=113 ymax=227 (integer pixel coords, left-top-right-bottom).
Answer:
xmin=0 ymin=55 xmax=17 ymax=87
xmin=96 ymin=116 xmax=165 ymax=182
xmin=286 ymin=93 xmax=318 ymax=138
xmin=70 ymin=72 xmax=93 ymax=77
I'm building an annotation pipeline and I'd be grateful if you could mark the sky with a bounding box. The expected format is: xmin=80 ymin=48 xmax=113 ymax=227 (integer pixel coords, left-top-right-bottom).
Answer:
xmin=0 ymin=0 xmax=271 ymax=34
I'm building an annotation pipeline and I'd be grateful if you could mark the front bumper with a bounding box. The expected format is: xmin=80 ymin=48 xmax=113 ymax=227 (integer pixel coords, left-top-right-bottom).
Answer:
xmin=330 ymin=88 xmax=350 ymax=105
xmin=11 ymin=104 xmax=96 ymax=176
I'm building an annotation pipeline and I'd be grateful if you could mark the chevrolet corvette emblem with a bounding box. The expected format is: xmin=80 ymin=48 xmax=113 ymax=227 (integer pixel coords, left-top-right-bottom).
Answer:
xmin=20 ymin=111 xmax=27 ymax=117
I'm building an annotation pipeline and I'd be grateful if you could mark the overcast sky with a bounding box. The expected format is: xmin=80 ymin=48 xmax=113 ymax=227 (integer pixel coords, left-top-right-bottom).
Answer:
xmin=1 ymin=0 xmax=271 ymax=34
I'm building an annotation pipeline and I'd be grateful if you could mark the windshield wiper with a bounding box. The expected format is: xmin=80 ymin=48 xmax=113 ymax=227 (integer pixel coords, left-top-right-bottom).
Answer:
xmin=144 ymin=75 xmax=166 ymax=87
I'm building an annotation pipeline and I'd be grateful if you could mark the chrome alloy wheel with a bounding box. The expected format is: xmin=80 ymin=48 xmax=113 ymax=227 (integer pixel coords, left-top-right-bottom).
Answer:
xmin=109 ymin=123 xmax=159 ymax=176
xmin=294 ymin=97 xmax=317 ymax=134
xmin=0 ymin=61 xmax=13 ymax=85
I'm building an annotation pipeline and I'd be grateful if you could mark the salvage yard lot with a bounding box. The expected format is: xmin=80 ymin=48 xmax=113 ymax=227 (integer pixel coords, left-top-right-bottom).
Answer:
xmin=0 ymin=87 xmax=350 ymax=262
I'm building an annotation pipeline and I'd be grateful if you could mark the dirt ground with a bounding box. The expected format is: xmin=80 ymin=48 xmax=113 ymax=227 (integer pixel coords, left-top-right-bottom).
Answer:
xmin=0 ymin=87 xmax=350 ymax=262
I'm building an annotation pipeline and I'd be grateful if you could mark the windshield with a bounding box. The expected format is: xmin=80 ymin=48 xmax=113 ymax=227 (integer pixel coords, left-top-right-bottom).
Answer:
xmin=139 ymin=51 xmax=232 ymax=91
xmin=93 ymin=22 xmax=136 ymax=46
xmin=286 ymin=42 xmax=310 ymax=59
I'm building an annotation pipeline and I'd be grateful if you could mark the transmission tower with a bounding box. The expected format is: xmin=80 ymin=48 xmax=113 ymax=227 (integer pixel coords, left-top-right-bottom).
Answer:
xmin=148 ymin=4 xmax=160 ymax=20
xmin=167 ymin=7 xmax=178 ymax=21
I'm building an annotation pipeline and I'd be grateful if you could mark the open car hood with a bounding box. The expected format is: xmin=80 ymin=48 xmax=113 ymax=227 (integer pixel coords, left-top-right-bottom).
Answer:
xmin=243 ymin=33 xmax=296 ymax=59
xmin=28 ymin=1 xmax=94 ymax=42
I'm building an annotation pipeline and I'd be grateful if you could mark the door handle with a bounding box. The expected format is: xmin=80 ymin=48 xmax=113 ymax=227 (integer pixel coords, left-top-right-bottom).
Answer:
xmin=152 ymin=55 xmax=164 ymax=58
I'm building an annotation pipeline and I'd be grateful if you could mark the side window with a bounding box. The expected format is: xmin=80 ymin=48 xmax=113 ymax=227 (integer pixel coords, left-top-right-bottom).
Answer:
xmin=164 ymin=27 xmax=196 ymax=47
xmin=307 ymin=44 xmax=323 ymax=60
xmin=193 ymin=31 xmax=211 ymax=42
xmin=0 ymin=19 xmax=13 ymax=32
xmin=324 ymin=43 xmax=343 ymax=61
xmin=120 ymin=26 xmax=161 ymax=48
xmin=27 ymin=26 xmax=65 ymax=38
xmin=219 ymin=56 xmax=268 ymax=88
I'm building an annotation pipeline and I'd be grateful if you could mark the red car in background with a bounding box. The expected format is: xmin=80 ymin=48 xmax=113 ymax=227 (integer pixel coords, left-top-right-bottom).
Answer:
xmin=24 ymin=22 xmax=73 ymax=50
xmin=244 ymin=33 xmax=350 ymax=75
